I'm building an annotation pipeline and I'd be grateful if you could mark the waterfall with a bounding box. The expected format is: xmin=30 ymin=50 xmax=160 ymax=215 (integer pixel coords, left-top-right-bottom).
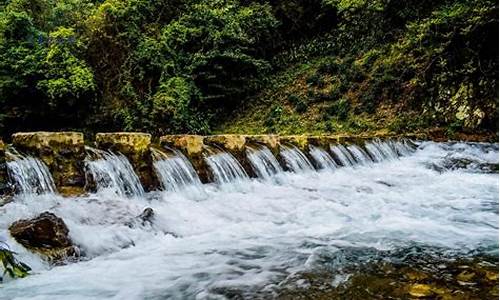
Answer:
xmin=85 ymin=147 xmax=144 ymax=196
xmin=309 ymin=145 xmax=338 ymax=170
xmin=152 ymin=148 xmax=204 ymax=193
xmin=393 ymin=139 xmax=416 ymax=156
xmin=5 ymin=149 xmax=56 ymax=195
xmin=204 ymin=150 xmax=249 ymax=185
xmin=330 ymin=144 xmax=357 ymax=167
xmin=346 ymin=144 xmax=373 ymax=165
xmin=246 ymin=146 xmax=283 ymax=180
xmin=279 ymin=145 xmax=315 ymax=173
xmin=365 ymin=139 xmax=399 ymax=162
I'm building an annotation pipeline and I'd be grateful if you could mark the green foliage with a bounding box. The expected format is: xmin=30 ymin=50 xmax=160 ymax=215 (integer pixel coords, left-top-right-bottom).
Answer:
xmin=325 ymin=98 xmax=350 ymax=121
xmin=0 ymin=0 xmax=497 ymax=137
xmin=0 ymin=247 xmax=31 ymax=279
xmin=264 ymin=105 xmax=283 ymax=129
xmin=287 ymin=94 xmax=307 ymax=113
xmin=37 ymin=27 xmax=95 ymax=104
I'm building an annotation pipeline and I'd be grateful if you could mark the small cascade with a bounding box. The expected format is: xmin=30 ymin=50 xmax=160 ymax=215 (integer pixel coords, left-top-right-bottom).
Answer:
xmin=330 ymin=144 xmax=357 ymax=167
xmin=152 ymin=147 xmax=204 ymax=192
xmin=204 ymin=148 xmax=249 ymax=185
xmin=5 ymin=148 xmax=57 ymax=195
xmin=365 ymin=139 xmax=400 ymax=162
xmin=393 ymin=139 xmax=416 ymax=156
xmin=279 ymin=145 xmax=315 ymax=173
xmin=309 ymin=145 xmax=338 ymax=170
xmin=246 ymin=146 xmax=283 ymax=179
xmin=85 ymin=147 xmax=144 ymax=196
xmin=346 ymin=144 xmax=373 ymax=165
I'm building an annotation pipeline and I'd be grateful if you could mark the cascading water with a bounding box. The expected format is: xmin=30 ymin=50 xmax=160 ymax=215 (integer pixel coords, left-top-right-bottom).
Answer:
xmin=346 ymin=144 xmax=373 ymax=165
xmin=308 ymin=145 xmax=338 ymax=170
xmin=85 ymin=147 xmax=144 ymax=196
xmin=279 ymin=145 xmax=315 ymax=172
xmin=393 ymin=139 xmax=417 ymax=156
xmin=246 ymin=145 xmax=283 ymax=180
xmin=0 ymin=141 xmax=497 ymax=300
xmin=5 ymin=148 xmax=56 ymax=195
xmin=365 ymin=139 xmax=400 ymax=162
xmin=152 ymin=147 xmax=205 ymax=194
xmin=330 ymin=144 xmax=357 ymax=167
xmin=204 ymin=149 xmax=249 ymax=185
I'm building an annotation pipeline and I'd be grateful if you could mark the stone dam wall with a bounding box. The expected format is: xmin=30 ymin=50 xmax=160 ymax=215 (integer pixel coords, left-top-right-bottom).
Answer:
xmin=0 ymin=132 xmax=422 ymax=197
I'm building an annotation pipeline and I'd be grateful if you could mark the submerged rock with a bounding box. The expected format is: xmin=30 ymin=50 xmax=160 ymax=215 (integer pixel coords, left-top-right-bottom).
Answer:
xmin=429 ymin=157 xmax=499 ymax=174
xmin=9 ymin=212 xmax=78 ymax=262
xmin=126 ymin=207 xmax=155 ymax=228
xmin=138 ymin=207 xmax=155 ymax=224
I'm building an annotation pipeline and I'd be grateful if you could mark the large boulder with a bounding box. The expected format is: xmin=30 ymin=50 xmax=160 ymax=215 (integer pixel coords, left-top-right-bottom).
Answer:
xmin=160 ymin=135 xmax=211 ymax=183
xmin=9 ymin=212 xmax=78 ymax=262
xmin=11 ymin=132 xmax=85 ymax=195
xmin=95 ymin=132 xmax=156 ymax=190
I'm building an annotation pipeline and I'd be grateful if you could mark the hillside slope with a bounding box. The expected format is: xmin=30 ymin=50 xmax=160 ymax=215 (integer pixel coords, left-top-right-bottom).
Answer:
xmin=0 ymin=0 xmax=498 ymax=140
xmin=217 ymin=1 xmax=499 ymax=140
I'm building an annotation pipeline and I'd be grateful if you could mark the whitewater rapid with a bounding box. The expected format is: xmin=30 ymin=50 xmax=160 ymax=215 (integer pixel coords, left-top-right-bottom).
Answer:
xmin=0 ymin=141 xmax=498 ymax=299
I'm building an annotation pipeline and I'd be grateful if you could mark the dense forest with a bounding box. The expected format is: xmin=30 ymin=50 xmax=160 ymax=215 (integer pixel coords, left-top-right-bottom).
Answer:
xmin=0 ymin=0 xmax=498 ymax=139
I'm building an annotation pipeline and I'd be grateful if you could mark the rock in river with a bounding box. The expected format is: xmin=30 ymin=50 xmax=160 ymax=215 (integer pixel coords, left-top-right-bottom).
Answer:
xmin=9 ymin=212 xmax=79 ymax=263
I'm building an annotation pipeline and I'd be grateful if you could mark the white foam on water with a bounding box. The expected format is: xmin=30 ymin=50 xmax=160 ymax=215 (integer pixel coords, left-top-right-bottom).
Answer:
xmin=0 ymin=142 xmax=497 ymax=299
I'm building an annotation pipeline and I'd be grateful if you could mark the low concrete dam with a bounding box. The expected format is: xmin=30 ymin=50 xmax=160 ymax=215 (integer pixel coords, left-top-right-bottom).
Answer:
xmin=0 ymin=132 xmax=497 ymax=299
xmin=0 ymin=132 xmax=417 ymax=197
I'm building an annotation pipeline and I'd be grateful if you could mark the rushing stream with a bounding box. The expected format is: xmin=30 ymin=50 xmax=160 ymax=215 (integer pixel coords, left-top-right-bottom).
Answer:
xmin=0 ymin=141 xmax=498 ymax=299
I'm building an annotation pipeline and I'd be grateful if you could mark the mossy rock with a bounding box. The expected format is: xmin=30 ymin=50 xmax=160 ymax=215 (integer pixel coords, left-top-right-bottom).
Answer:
xmin=95 ymin=132 xmax=151 ymax=155
xmin=11 ymin=132 xmax=85 ymax=193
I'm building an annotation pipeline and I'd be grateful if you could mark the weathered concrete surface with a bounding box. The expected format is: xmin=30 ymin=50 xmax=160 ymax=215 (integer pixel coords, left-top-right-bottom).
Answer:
xmin=160 ymin=135 xmax=211 ymax=183
xmin=160 ymin=135 xmax=204 ymax=157
xmin=11 ymin=132 xmax=85 ymax=194
xmin=246 ymin=135 xmax=280 ymax=155
xmin=204 ymin=135 xmax=247 ymax=153
xmin=279 ymin=135 xmax=309 ymax=152
xmin=95 ymin=132 xmax=156 ymax=190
